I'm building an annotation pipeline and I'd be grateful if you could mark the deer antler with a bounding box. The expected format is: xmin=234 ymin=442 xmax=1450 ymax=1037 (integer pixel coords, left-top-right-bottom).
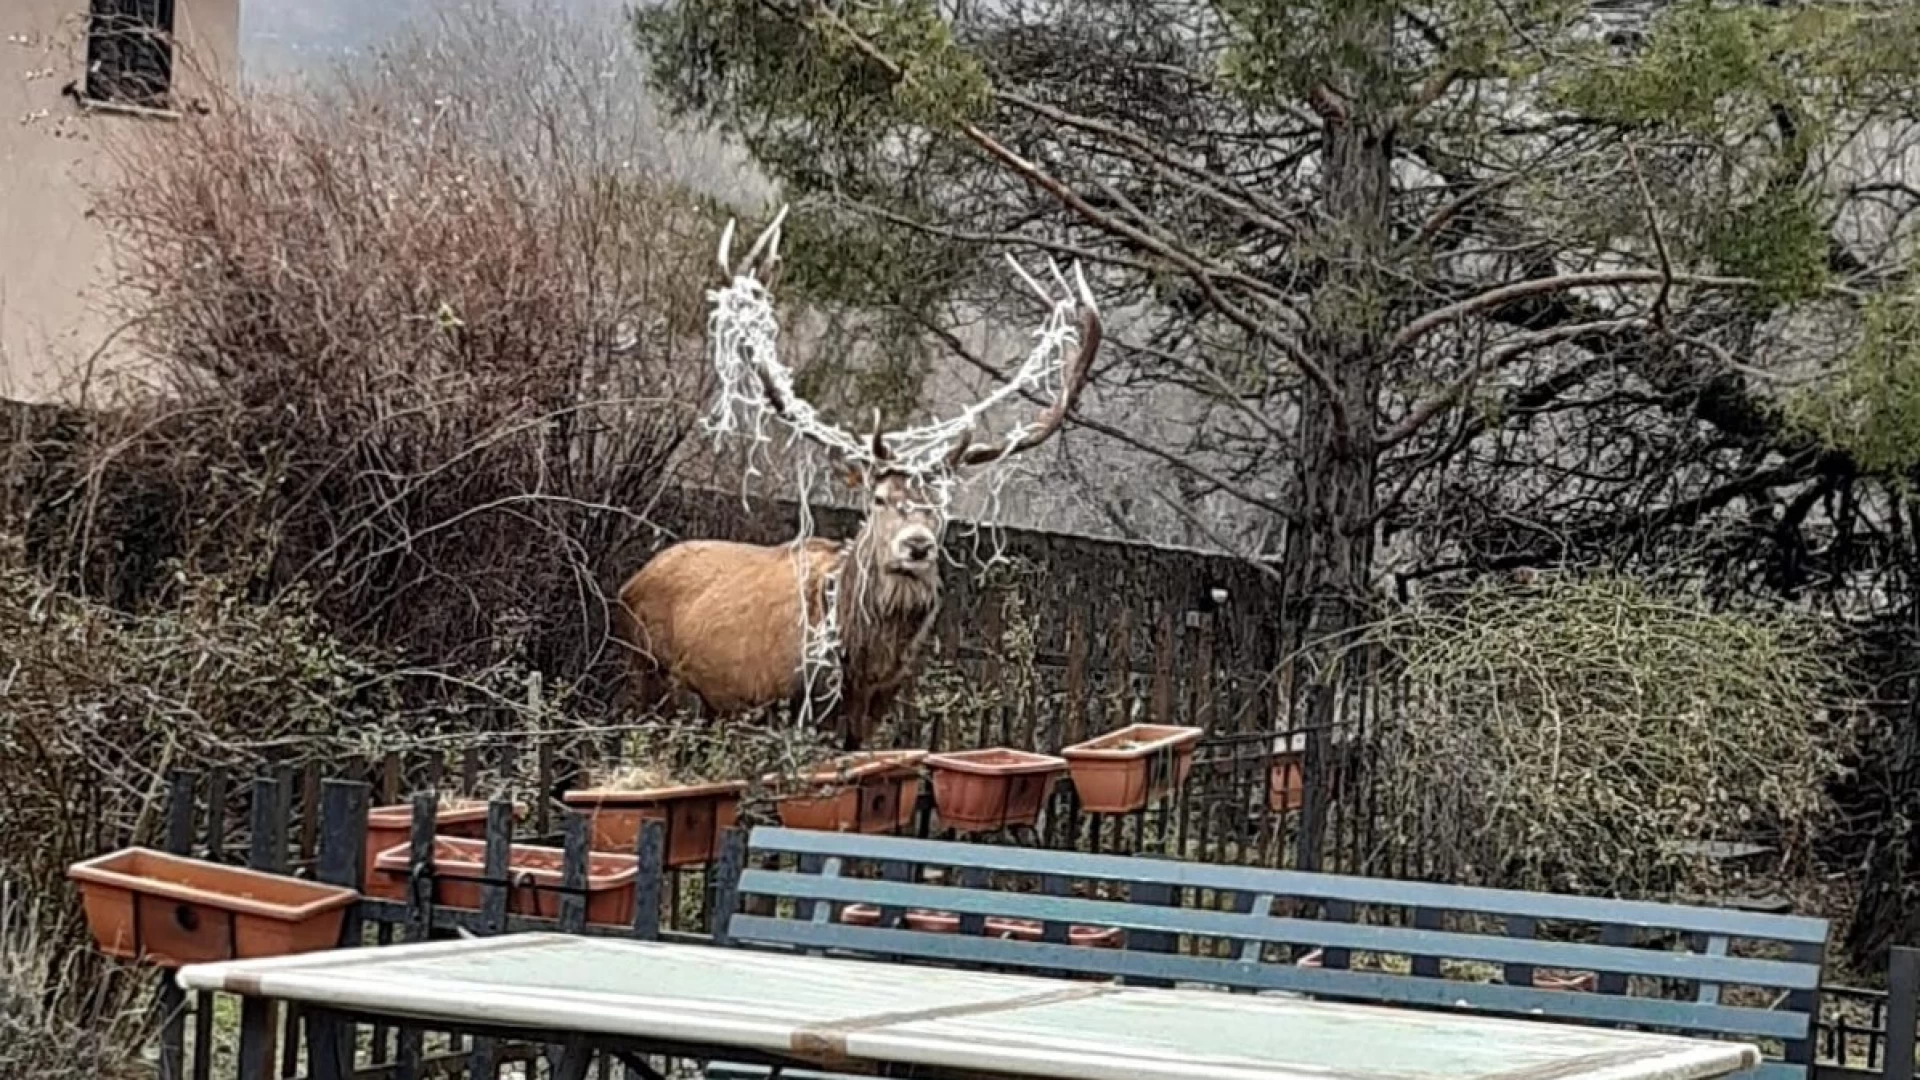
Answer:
xmin=719 ymin=204 xmax=790 ymax=284
xmin=715 ymin=207 xmax=865 ymax=462
xmin=944 ymin=258 xmax=1102 ymax=469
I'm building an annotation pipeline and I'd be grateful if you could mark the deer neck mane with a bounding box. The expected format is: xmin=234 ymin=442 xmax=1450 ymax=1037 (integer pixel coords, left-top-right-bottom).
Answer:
xmin=833 ymin=527 xmax=940 ymax=679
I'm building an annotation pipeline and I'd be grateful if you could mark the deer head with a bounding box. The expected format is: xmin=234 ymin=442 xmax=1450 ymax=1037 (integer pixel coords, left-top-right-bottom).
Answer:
xmin=852 ymin=423 xmax=944 ymax=584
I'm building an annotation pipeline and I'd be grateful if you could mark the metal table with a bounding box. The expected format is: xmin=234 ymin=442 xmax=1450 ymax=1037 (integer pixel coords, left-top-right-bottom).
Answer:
xmin=176 ymin=932 xmax=1763 ymax=1080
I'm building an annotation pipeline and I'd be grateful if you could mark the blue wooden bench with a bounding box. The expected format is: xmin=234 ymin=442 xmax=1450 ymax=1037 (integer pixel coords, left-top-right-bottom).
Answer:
xmin=711 ymin=827 xmax=1829 ymax=1080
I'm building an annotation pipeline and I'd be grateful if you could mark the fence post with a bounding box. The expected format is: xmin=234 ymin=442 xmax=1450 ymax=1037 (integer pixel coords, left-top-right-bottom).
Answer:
xmin=307 ymin=779 xmax=369 ymax=1080
xmin=630 ymin=820 xmax=666 ymax=941
xmin=710 ymin=828 xmax=747 ymax=946
xmin=237 ymin=774 xmax=289 ymax=1080
xmin=155 ymin=770 xmax=196 ymax=1080
xmin=1889 ymin=946 xmax=1917 ymax=1080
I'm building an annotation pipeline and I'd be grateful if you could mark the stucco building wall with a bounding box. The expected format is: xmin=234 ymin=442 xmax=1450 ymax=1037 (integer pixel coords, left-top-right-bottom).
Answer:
xmin=1 ymin=0 xmax=237 ymax=403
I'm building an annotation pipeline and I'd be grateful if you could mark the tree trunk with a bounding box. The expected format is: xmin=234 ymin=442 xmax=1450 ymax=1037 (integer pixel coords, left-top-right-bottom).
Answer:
xmin=1847 ymin=497 xmax=1920 ymax=966
xmin=1282 ymin=7 xmax=1394 ymax=872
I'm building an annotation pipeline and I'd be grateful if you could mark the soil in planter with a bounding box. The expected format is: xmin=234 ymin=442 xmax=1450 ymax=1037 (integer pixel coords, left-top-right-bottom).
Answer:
xmin=1062 ymin=724 xmax=1203 ymax=814
xmin=563 ymin=769 xmax=746 ymax=868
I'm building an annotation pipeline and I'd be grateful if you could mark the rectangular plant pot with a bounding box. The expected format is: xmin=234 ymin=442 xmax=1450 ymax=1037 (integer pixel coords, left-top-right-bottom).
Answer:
xmin=843 ymin=904 xmax=1123 ymax=949
xmin=68 ymin=848 xmax=358 ymax=968
xmin=1061 ymin=723 xmax=1204 ymax=814
xmin=772 ymin=750 xmax=926 ymax=834
xmin=927 ymin=748 xmax=1066 ymax=833
xmin=1268 ymin=751 xmax=1305 ymax=813
xmin=372 ymin=837 xmax=638 ymax=927
xmin=562 ymin=781 xmax=747 ymax=868
xmin=362 ymin=801 xmax=493 ymax=899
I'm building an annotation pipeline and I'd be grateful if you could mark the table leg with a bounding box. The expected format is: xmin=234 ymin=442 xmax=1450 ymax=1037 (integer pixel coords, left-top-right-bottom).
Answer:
xmin=551 ymin=1035 xmax=595 ymax=1080
xmin=612 ymin=1050 xmax=668 ymax=1080
xmin=303 ymin=1007 xmax=354 ymax=1080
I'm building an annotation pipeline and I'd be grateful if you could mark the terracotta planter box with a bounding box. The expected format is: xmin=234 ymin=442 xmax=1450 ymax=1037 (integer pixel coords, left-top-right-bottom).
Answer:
xmin=842 ymin=904 xmax=963 ymax=934
xmin=1268 ymin=752 xmax=1305 ymax=813
xmin=837 ymin=905 xmax=954 ymax=931
xmin=372 ymin=837 xmax=637 ymax=927
xmin=1061 ymin=724 xmax=1204 ymax=814
xmin=927 ymin=748 xmax=1066 ymax=834
xmin=362 ymin=801 xmax=492 ymax=899
xmin=772 ymin=750 xmax=927 ymax=834
xmin=68 ymin=848 xmax=358 ymax=968
xmin=841 ymin=904 xmax=1121 ymax=947
xmin=842 ymin=903 xmax=883 ymax=926
xmin=983 ymin=917 xmax=1126 ymax=948
xmin=1533 ymin=970 xmax=1598 ymax=992
xmin=562 ymin=781 xmax=746 ymax=868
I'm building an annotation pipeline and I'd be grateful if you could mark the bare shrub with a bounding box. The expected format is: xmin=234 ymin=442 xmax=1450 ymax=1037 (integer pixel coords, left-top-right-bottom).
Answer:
xmin=1368 ymin=573 xmax=1850 ymax=897
xmin=0 ymin=554 xmax=411 ymax=898
xmin=26 ymin=18 xmax=732 ymax=714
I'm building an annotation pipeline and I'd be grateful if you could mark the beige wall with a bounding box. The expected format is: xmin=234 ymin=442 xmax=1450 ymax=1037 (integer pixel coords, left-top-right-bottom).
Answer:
xmin=0 ymin=0 xmax=238 ymax=403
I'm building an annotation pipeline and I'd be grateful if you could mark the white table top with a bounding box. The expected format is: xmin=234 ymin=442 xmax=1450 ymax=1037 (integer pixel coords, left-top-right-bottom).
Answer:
xmin=176 ymin=933 xmax=1762 ymax=1080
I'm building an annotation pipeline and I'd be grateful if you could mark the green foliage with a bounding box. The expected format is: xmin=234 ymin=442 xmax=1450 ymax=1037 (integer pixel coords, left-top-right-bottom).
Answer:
xmin=1217 ymin=0 xmax=1574 ymax=106
xmin=1790 ymin=289 xmax=1920 ymax=476
xmin=633 ymin=3 xmax=990 ymax=419
xmin=1552 ymin=2 xmax=1808 ymax=134
xmin=1371 ymin=574 xmax=1847 ymax=897
xmin=756 ymin=205 xmax=972 ymax=420
xmin=1705 ymin=188 xmax=1831 ymax=304
xmin=633 ymin=0 xmax=989 ymax=146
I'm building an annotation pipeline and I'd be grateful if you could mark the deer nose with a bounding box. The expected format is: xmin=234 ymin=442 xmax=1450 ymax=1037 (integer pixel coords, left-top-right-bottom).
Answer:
xmin=903 ymin=535 xmax=934 ymax=561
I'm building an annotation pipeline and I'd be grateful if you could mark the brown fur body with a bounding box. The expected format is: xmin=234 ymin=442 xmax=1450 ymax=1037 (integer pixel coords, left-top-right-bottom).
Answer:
xmin=615 ymin=512 xmax=941 ymax=748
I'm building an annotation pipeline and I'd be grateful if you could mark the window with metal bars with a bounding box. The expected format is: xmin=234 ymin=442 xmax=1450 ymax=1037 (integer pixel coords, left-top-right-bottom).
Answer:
xmin=84 ymin=0 xmax=176 ymax=108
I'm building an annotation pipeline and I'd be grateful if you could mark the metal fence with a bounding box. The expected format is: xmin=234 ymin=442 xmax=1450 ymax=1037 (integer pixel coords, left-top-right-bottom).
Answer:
xmin=124 ymin=767 xmax=1919 ymax=1080
xmin=216 ymin=717 xmax=1370 ymax=877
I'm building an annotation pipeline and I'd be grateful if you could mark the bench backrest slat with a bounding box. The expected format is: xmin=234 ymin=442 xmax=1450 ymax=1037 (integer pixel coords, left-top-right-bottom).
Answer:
xmin=728 ymin=916 xmax=1810 ymax=1041
xmin=729 ymin=827 xmax=1829 ymax=1080
xmin=747 ymin=828 xmax=1828 ymax=942
xmin=738 ymin=869 xmax=1819 ymax=991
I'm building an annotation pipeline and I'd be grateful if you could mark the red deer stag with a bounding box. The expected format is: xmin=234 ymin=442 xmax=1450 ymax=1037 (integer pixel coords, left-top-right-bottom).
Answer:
xmin=614 ymin=217 xmax=1102 ymax=751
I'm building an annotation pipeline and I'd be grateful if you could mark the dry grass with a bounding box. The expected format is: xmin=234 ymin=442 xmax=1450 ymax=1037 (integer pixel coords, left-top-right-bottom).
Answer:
xmin=0 ymin=882 xmax=154 ymax=1080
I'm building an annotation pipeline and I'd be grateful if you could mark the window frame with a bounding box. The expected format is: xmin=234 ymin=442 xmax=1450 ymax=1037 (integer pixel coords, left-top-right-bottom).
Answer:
xmin=82 ymin=0 xmax=178 ymax=111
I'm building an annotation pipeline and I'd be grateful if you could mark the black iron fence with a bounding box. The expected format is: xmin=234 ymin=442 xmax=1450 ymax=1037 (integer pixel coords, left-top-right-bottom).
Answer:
xmin=207 ymin=721 xmax=1367 ymax=876
xmin=114 ymin=766 xmax=1919 ymax=1080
